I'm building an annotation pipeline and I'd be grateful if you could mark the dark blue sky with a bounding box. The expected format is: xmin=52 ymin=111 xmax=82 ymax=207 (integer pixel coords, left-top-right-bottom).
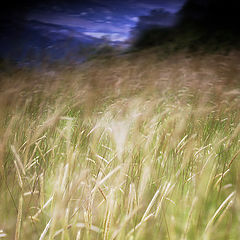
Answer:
xmin=25 ymin=0 xmax=185 ymax=42
xmin=0 ymin=0 xmax=186 ymax=61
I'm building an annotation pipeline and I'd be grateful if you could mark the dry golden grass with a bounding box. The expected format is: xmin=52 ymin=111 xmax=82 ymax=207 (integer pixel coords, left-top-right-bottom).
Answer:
xmin=0 ymin=50 xmax=239 ymax=239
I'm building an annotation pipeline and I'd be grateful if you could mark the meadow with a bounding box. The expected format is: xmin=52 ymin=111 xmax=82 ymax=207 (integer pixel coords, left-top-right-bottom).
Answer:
xmin=0 ymin=50 xmax=239 ymax=239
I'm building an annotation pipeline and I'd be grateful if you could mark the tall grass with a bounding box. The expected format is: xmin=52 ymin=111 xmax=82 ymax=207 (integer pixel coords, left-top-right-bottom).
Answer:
xmin=0 ymin=51 xmax=239 ymax=239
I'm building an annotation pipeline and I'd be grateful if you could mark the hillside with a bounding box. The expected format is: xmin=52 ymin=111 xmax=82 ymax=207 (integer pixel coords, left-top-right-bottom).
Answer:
xmin=133 ymin=0 xmax=240 ymax=52
xmin=0 ymin=50 xmax=239 ymax=239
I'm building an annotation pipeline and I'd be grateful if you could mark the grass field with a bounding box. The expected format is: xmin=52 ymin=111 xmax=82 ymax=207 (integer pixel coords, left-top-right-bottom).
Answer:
xmin=0 ymin=50 xmax=240 ymax=239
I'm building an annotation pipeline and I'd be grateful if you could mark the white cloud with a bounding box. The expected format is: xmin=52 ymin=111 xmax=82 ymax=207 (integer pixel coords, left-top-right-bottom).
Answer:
xmin=128 ymin=17 xmax=139 ymax=22
xmin=80 ymin=12 xmax=88 ymax=16
xmin=83 ymin=32 xmax=128 ymax=42
xmin=83 ymin=32 xmax=107 ymax=38
xmin=110 ymin=33 xmax=128 ymax=42
xmin=27 ymin=12 xmax=127 ymax=33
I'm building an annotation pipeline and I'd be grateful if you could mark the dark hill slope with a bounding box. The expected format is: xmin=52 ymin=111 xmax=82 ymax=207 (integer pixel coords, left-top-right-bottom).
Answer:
xmin=133 ymin=0 xmax=240 ymax=52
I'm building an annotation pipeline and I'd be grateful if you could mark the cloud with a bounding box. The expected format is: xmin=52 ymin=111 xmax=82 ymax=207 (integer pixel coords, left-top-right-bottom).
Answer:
xmin=83 ymin=32 xmax=106 ymax=38
xmin=27 ymin=9 xmax=131 ymax=42
xmin=128 ymin=17 xmax=139 ymax=22
xmin=83 ymin=31 xmax=128 ymax=42
xmin=24 ymin=0 xmax=185 ymax=45
xmin=27 ymin=12 xmax=128 ymax=33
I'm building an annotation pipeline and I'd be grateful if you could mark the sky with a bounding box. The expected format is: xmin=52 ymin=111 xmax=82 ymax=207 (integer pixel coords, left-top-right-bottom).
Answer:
xmin=25 ymin=0 xmax=185 ymax=42
xmin=0 ymin=0 xmax=186 ymax=61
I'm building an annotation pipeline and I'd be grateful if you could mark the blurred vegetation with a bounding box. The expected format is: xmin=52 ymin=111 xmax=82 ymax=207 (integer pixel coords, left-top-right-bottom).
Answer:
xmin=88 ymin=44 xmax=117 ymax=60
xmin=133 ymin=25 xmax=240 ymax=54
xmin=132 ymin=0 xmax=240 ymax=54
xmin=0 ymin=50 xmax=240 ymax=239
xmin=0 ymin=2 xmax=240 ymax=239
